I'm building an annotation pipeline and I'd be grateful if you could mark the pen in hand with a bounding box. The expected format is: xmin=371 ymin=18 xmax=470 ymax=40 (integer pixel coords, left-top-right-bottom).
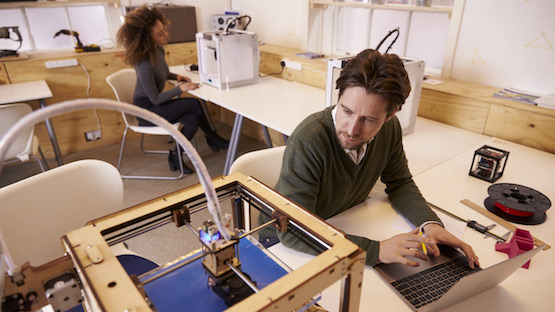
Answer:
xmin=419 ymin=228 xmax=427 ymax=255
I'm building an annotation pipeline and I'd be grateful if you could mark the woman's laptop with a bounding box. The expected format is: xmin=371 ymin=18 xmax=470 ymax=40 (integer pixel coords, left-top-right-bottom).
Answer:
xmin=374 ymin=244 xmax=544 ymax=312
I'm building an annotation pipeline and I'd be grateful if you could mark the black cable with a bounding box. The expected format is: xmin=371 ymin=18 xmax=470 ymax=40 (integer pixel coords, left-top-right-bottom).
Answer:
xmin=375 ymin=27 xmax=400 ymax=54
xmin=260 ymin=61 xmax=285 ymax=78
xmin=224 ymin=15 xmax=252 ymax=33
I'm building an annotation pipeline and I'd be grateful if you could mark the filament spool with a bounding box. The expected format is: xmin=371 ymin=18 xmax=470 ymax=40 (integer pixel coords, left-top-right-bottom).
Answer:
xmin=484 ymin=183 xmax=551 ymax=225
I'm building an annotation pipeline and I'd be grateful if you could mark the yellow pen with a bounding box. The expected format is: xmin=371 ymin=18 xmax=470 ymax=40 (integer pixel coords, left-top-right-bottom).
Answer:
xmin=419 ymin=228 xmax=427 ymax=255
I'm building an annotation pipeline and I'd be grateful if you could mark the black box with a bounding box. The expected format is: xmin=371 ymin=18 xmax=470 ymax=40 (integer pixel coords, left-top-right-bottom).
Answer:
xmin=469 ymin=145 xmax=509 ymax=183
xmin=125 ymin=5 xmax=197 ymax=43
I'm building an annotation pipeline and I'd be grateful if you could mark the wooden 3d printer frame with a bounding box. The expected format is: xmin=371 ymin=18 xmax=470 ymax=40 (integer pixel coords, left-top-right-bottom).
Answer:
xmin=56 ymin=173 xmax=365 ymax=312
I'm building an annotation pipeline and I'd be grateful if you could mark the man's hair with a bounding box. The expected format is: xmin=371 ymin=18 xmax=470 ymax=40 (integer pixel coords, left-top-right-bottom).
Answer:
xmin=117 ymin=5 xmax=169 ymax=66
xmin=336 ymin=49 xmax=411 ymax=115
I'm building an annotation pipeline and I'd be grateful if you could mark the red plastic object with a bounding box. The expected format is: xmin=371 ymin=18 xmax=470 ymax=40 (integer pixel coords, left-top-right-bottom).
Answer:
xmin=495 ymin=228 xmax=534 ymax=269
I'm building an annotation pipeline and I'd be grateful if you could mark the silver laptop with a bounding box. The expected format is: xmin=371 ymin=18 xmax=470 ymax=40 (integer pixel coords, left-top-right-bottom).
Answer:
xmin=374 ymin=244 xmax=544 ymax=312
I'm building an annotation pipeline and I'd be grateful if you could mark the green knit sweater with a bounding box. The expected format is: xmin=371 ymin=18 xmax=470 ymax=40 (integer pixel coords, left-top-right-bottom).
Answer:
xmin=263 ymin=106 xmax=440 ymax=266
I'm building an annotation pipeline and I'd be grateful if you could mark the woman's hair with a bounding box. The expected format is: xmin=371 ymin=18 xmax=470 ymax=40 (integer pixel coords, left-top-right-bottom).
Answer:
xmin=336 ymin=49 xmax=411 ymax=115
xmin=117 ymin=5 xmax=169 ymax=66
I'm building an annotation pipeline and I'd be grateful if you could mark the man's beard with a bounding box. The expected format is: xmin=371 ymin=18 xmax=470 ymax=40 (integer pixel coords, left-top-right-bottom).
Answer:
xmin=336 ymin=130 xmax=365 ymax=151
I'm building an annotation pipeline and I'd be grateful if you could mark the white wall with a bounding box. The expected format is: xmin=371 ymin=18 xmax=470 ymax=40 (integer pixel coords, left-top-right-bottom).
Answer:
xmin=230 ymin=0 xmax=308 ymax=49
xmin=231 ymin=0 xmax=554 ymax=94
xmin=451 ymin=0 xmax=555 ymax=94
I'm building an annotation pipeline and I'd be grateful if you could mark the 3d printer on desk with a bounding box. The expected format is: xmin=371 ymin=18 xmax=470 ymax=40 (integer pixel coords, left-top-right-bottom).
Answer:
xmin=196 ymin=30 xmax=259 ymax=90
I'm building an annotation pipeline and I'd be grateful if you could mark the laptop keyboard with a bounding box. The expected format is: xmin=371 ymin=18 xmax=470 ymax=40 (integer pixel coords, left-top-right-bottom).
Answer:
xmin=390 ymin=256 xmax=482 ymax=309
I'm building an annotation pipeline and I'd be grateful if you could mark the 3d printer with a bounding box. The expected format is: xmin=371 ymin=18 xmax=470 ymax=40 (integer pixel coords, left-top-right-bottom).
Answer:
xmin=196 ymin=29 xmax=259 ymax=90
xmin=0 ymin=100 xmax=365 ymax=312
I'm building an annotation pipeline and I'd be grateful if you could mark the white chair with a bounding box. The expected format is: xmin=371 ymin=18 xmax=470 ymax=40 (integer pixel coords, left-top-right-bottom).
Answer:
xmin=229 ymin=146 xmax=285 ymax=236
xmin=229 ymin=146 xmax=286 ymax=187
xmin=106 ymin=68 xmax=185 ymax=180
xmin=0 ymin=103 xmax=48 ymax=172
xmin=0 ymin=159 xmax=124 ymax=267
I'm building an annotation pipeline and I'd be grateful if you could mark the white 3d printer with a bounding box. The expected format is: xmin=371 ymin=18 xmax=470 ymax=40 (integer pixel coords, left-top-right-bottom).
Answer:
xmin=196 ymin=29 xmax=259 ymax=90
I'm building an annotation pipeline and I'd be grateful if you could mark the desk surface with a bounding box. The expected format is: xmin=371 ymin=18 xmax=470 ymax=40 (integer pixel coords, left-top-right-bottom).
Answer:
xmin=269 ymin=118 xmax=555 ymax=312
xmin=0 ymin=80 xmax=52 ymax=104
xmin=169 ymin=66 xmax=326 ymax=136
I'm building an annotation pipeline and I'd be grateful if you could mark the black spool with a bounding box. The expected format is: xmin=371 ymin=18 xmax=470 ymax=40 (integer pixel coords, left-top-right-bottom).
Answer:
xmin=484 ymin=183 xmax=551 ymax=225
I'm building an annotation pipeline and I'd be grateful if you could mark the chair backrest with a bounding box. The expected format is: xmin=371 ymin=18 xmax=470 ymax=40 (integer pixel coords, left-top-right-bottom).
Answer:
xmin=0 ymin=103 xmax=35 ymax=161
xmin=106 ymin=68 xmax=138 ymax=127
xmin=0 ymin=159 xmax=124 ymax=266
xmin=229 ymin=146 xmax=286 ymax=187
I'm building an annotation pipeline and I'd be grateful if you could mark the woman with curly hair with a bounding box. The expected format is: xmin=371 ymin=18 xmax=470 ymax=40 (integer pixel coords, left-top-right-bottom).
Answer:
xmin=117 ymin=5 xmax=229 ymax=174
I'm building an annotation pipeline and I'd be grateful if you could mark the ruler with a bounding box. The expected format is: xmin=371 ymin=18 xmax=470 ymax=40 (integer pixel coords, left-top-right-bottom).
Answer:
xmin=460 ymin=199 xmax=550 ymax=250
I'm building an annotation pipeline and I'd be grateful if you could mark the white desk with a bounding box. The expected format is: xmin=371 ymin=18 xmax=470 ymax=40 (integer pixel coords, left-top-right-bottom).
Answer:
xmin=0 ymin=80 xmax=63 ymax=165
xmin=170 ymin=66 xmax=326 ymax=174
xmin=269 ymin=118 xmax=554 ymax=311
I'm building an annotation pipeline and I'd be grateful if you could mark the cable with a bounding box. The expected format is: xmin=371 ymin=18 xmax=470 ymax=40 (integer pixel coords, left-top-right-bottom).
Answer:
xmin=260 ymin=61 xmax=285 ymax=77
xmin=375 ymin=27 xmax=400 ymax=54
xmin=95 ymin=38 xmax=116 ymax=49
xmin=224 ymin=14 xmax=252 ymax=33
xmin=78 ymin=61 xmax=101 ymax=133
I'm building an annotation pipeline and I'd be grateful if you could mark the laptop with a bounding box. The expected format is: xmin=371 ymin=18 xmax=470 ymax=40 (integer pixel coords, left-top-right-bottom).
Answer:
xmin=374 ymin=244 xmax=544 ymax=311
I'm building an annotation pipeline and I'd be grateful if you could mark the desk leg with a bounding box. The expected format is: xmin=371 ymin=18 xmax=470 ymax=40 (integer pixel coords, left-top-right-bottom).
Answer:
xmin=262 ymin=126 xmax=273 ymax=148
xmin=223 ymin=114 xmax=244 ymax=175
xmin=40 ymin=99 xmax=63 ymax=166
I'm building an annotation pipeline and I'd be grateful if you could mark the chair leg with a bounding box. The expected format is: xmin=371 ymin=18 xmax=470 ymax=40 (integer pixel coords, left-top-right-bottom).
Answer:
xmin=38 ymin=146 xmax=50 ymax=170
xmin=140 ymin=134 xmax=171 ymax=154
xmin=117 ymin=127 xmax=129 ymax=171
xmin=32 ymin=156 xmax=46 ymax=172
xmin=118 ymin=127 xmax=184 ymax=180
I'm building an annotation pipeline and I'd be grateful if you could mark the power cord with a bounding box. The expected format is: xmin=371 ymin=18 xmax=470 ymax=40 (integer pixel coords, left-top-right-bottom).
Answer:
xmin=77 ymin=61 xmax=102 ymax=135
xmin=376 ymin=27 xmax=400 ymax=54
xmin=260 ymin=61 xmax=285 ymax=77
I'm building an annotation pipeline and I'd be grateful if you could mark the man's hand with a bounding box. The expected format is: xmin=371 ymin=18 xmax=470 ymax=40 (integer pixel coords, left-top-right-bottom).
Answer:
xmin=378 ymin=228 xmax=437 ymax=267
xmin=423 ymin=223 xmax=480 ymax=269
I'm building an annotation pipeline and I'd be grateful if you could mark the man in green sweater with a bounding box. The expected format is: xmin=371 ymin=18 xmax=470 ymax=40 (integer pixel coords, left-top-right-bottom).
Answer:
xmin=261 ymin=49 xmax=479 ymax=268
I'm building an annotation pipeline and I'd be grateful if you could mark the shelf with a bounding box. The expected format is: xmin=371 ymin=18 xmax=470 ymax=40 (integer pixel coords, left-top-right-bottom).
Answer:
xmin=309 ymin=0 xmax=452 ymax=14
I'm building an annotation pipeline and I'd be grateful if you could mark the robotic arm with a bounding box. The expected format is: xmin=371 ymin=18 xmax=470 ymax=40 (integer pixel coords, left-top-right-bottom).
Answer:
xmin=53 ymin=29 xmax=100 ymax=53
xmin=0 ymin=26 xmax=23 ymax=58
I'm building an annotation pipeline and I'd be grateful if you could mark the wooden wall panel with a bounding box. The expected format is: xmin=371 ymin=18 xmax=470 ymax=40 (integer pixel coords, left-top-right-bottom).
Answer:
xmin=484 ymin=104 xmax=555 ymax=154
xmin=0 ymin=63 xmax=9 ymax=84
xmin=418 ymin=89 xmax=489 ymax=134
xmin=260 ymin=45 xmax=326 ymax=89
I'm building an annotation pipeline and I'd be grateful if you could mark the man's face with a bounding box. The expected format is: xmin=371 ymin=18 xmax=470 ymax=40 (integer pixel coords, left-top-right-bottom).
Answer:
xmin=335 ymin=86 xmax=396 ymax=150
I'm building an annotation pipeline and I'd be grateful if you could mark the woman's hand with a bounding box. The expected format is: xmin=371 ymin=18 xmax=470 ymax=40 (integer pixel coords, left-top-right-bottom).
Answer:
xmin=176 ymin=74 xmax=191 ymax=83
xmin=178 ymin=82 xmax=200 ymax=92
xmin=378 ymin=228 xmax=437 ymax=267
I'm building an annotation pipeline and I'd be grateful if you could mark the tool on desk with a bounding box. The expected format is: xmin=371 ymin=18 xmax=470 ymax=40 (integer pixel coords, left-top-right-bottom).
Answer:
xmin=460 ymin=199 xmax=551 ymax=250
xmin=484 ymin=183 xmax=551 ymax=225
xmin=426 ymin=202 xmax=507 ymax=242
xmin=53 ymin=29 xmax=100 ymax=53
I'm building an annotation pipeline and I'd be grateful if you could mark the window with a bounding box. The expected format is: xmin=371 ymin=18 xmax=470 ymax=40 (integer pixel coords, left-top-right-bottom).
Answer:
xmin=308 ymin=1 xmax=454 ymax=73
xmin=0 ymin=2 xmax=117 ymax=53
